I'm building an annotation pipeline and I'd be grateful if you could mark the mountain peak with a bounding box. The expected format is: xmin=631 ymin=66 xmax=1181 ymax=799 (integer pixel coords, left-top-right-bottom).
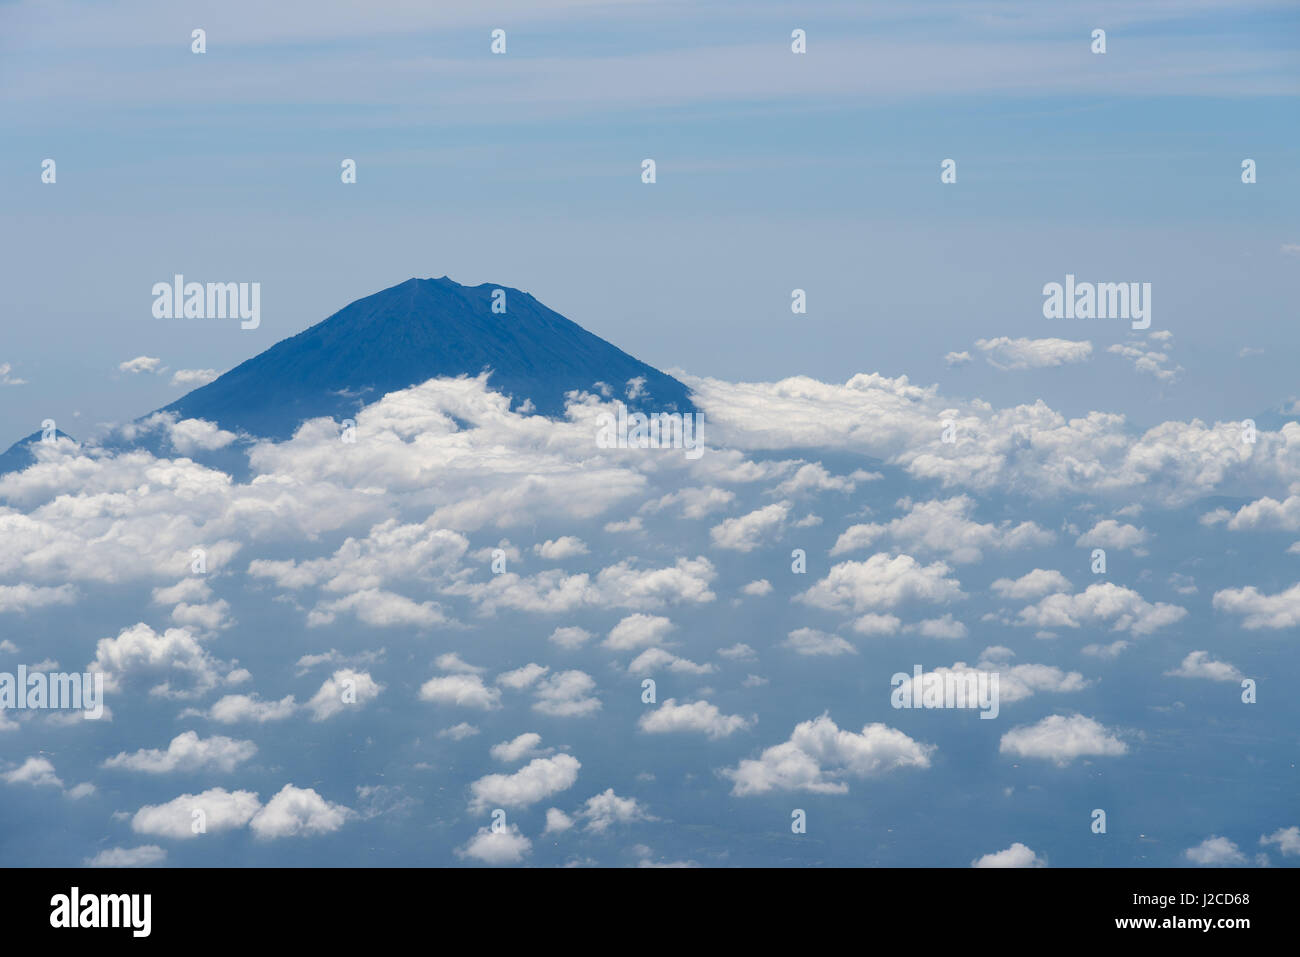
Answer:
xmin=156 ymin=277 xmax=694 ymax=439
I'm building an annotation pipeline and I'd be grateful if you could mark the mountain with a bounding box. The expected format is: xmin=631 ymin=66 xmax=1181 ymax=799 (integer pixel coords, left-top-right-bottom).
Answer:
xmin=155 ymin=277 xmax=695 ymax=439
xmin=0 ymin=428 xmax=77 ymax=475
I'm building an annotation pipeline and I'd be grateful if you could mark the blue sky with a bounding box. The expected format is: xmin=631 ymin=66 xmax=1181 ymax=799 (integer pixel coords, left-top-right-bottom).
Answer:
xmin=0 ymin=0 xmax=1298 ymax=868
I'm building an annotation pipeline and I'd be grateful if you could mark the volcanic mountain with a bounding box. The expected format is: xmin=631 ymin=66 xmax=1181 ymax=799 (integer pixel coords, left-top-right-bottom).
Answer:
xmin=155 ymin=277 xmax=695 ymax=440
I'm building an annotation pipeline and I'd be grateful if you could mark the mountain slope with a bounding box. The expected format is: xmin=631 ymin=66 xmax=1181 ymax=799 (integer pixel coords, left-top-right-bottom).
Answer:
xmin=157 ymin=277 xmax=695 ymax=439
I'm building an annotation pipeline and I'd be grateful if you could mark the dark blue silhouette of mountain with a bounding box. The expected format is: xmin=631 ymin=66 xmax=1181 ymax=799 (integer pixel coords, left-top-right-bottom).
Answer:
xmin=0 ymin=428 xmax=77 ymax=474
xmin=156 ymin=277 xmax=695 ymax=439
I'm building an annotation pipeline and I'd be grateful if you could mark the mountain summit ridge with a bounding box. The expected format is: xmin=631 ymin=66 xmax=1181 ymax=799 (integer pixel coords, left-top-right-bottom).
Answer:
xmin=156 ymin=276 xmax=695 ymax=439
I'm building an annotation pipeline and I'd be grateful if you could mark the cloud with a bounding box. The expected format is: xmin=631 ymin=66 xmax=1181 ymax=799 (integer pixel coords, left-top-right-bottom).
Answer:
xmin=469 ymin=754 xmax=581 ymax=812
xmin=990 ymin=569 xmax=1070 ymax=600
xmin=725 ymin=714 xmax=934 ymax=796
xmin=249 ymin=785 xmax=351 ymax=839
xmin=207 ymin=693 xmax=297 ymax=723
xmin=543 ymin=808 xmax=574 ymax=834
xmin=490 ymin=733 xmax=545 ymax=762
xmin=496 ymin=663 xmax=549 ymax=690
xmin=308 ymin=588 xmax=447 ymax=628
xmin=84 ymin=845 xmax=167 ymax=867
xmin=1213 ymin=582 xmax=1300 ymax=629
xmin=638 ymin=699 xmax=751 ymax=739
xmin=3 ymin=756 xmax=63 ymax=788
xmin=532 ymin=670 xmax=601 ymax=717
xmin=119 ymin=356 xmax=163 ymax=375
xmin=998 ymin=714 xmax=1127 ymax=765
xmin=1165 ymin=651 xmax=1243 ymax=682
xmin=103 ymin=731 xmax=256 ymax=773
xmin=740 ymin=579 xmax=773 ymax=596
xmin=944 ymin=351 xmax=972 ymax=367
xmin=458 ymin=824 xmax=531 ymax=864
xmin=419 ymin=673 xmax=501 ymax=710
xmin=446 ymin=556 xmax=716 ymax=613
xmin=1185 ymin=836 xmax=1248 ymax=866
xmin=1075 ymin=519 xmax=1148 ymax=551
xmin=626 ymin=647 xmax=714 ymax=675
xmin=0 ymin=362 xmax=26 ymax=385
xmin=87 ymin=623 xmax=227 ymax=699
xmin=971 ymin=842 xmax=1046 ymax=868
xmin=605 ymin=613 xmax=674 ymax=651
xmin=798 ymin=553 xmax=964 ymax=614
xmin=548 ymin=626 xmax=592 ymax=650
xmin=1016 ymin=583 xmax=1186 ymax=636
xmin=831 ymin=496 xmax=1052 ymax=563
xmin=132 ymin=787 xmax=261 ymax=838
xmin=578 ymin=788 xmax=655 ymax=833
xmin=1260 ymin=826 xmax=1300 ymax=856
xmin=170 ymin=369 xmax=219 ymax=388
xmin=305 ymin=669 xmax=382 ymax=720
xmin=0 ymin=583 xmax=78 ymax=612
xmin=900 ymin=649 xmax=1087 ymax=705
xmin=783 ymin=627 xmax=856 ymax=656
xmin=709 ymin=502 xmax=790 ymax=552
xmin=534 ymin=536 xmax=588 ymax=559
xmin=1108 ymin=339 xmax=1181 ymax=383
xmin=975 ymin=337 xmax=1091 ymax=370
xmin=438 ymin=722 xmax=479 ymax=740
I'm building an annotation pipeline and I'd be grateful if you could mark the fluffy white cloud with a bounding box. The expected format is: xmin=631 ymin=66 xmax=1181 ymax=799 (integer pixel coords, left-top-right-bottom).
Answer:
xmin=998 ymin=714 xmax=1126 ymax=765
xmin=531 ymin=670 xmax=601 ymax=717
xmin=709 ymin=502 xmax=790 ymax=552
xmin=798 ymin=554 xmax=964 ymax=614
xmin=637 ymin=699 xmax=751 ymax=739
xmin=496 ymin=663 xmax=549 ymax=690
xmin=87 ymin=623 xmax=228 ymax=699
xmin=605 ymin=614 xmax=674 ymax=651
xmin=132 ymin=787 xmax=261 ymax=838
xmin=1016 ymin=583 xmax=1186 ymax=635
xmin=783 ymin=628 xmax=856 ymax=656
xmin=3 ymin=756 xmax=62 ymax=788
xmin=1165 ymin=651 xmax=1242 ymax=682
xmin=548 ymin=626 xmax=592 ymax=650
xmin=0 ymin=583 xmax=77 ymax=612
xmin=898 ymin=649 xmax=1087 ymax=705
xmin=305 ymin=669 xmax=382 ymax=720
xmin=1075 ymin=519 xmax=1148 ymax=551
xmin=170 ymin=368 xmax=219 ymax=388
xmin=725 ymin=714 xmax=934 ymax=796
xmin=248 ymin=785 xmax=350 ymax=839
xmin=490 ymin=733 xmax=545 ymax=762
xmin=579 ymin=788 xmax=654 ymax=833
xmin=906 ymin=614 xmax=968 ymax=639
xmin=1185 ymin=836 xmax=1248 ymax=866
xmin=419 ymin=674 xmax=501 ymax=710
xmin=971 ymin=842 xmax=1046 ymax=868
xmin=119 ymin=356 xmax=162 ymax=375
xmin=543 ymin=808 xmax=574 ymax=834
xmin=468 ymin=754 xmax=580 ymax=812
xmin=308 ymin=588 xmax=448 ymax=628
xmin=626 ymin=647 xmax=714 ymax=675
xmin=832 ymin=496 xmax=1052 ymax=563
xmin=975 ymin=337 xmax=1092 ymax=370
xmin=458 ymin=823 xmax=531 ymax=864
xmin=1213 ymin=582 xmax=1300 ymax=629
xmin=103 ymin=731 xmax=256 ymax=773
xmin=534 ymin=536 xmax=589 ymax=559
xmin=445 ymin=556 xmax=716 ymax=613
xmin=84 ymin=845 xmax=167 ymax=868
xmin=203 ymin=691 xmax=294 ymax=723
xmin=990 ymin=569 xmax=1070 ymax=600
xmin=1260 ymin=826 xmax=1300 ymax=856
